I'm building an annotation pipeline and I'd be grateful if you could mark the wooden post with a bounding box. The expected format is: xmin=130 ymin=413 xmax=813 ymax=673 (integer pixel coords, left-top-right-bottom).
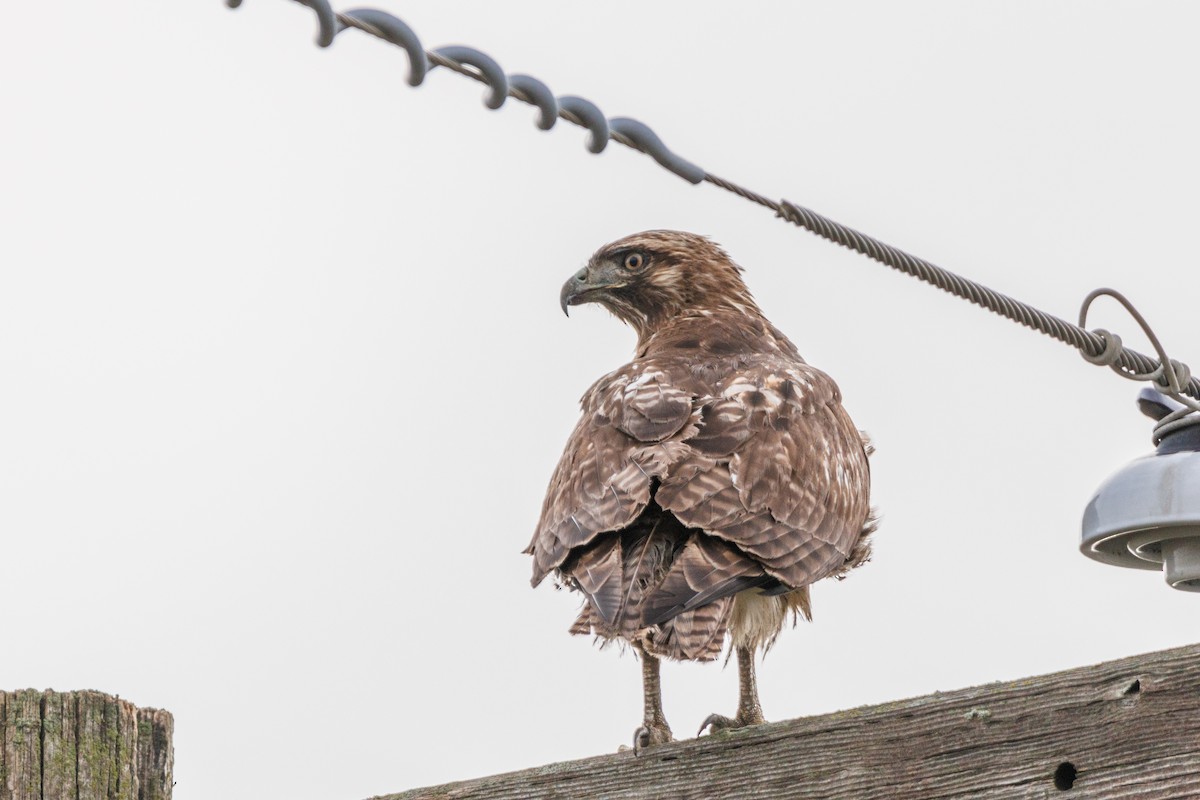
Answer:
xmin=378 ymin=642 xmax=1200 ymax=799
xmin=0 ymin=690 xmax=172 ymax=800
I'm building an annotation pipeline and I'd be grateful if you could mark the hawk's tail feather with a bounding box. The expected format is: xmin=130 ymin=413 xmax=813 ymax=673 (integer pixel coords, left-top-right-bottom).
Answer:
xmin=640 ymin=534 xmax=768 ymax=627
xmin=567 ymin=536 xmax=625 ymax=625
xmin=616 ymin=510 xmax=688 ymax=639
xmin=647 ymin=594 xmax=733 ymax=662
xmin=568 ymin=605 xmax=597 ymax=636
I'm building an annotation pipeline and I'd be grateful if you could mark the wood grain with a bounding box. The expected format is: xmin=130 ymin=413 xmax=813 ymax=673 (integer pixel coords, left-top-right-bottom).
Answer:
xmin=0 ymin=690 xmax=172 ymax=800
xmin=378 ymin=642 xmax=1200 ymax=799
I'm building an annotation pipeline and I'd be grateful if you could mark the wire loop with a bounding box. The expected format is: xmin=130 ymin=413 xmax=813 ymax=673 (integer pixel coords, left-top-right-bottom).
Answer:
xmin=509 ymin=75 xmax=558 ymax=130
xmin=431 ymin=47 xmax=509 ymax=109
xmin=609 ymin=118 xmax=704 ymax=184
xmin=253 ymin=0 xmax=337 ymax=47
xmin=558 ymin=97 xmax=609 ymax=154
xmin=1080 ymin=329 xmax=1123 ymax=367
xmin=340 ymin=9 xmax=427 ymax=85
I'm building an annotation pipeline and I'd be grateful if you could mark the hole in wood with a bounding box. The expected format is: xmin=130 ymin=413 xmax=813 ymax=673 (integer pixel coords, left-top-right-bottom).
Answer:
xmin=1125 ymin=679 xmax=1141 ymax=695
xmin=1054 ymin=762 xmax=1077 ymax=790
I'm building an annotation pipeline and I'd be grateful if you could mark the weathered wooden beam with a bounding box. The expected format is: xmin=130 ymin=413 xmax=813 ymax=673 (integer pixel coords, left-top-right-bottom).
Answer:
xmin=0 ymin=690 xmax=173 ymax=800
xmin=380 ymin=642 xmax=1200 ymax=799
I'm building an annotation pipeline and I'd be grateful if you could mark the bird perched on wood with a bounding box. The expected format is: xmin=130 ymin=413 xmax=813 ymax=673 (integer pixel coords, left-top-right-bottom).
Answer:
xmin=526 ymin=231 xmax=875 ymax=753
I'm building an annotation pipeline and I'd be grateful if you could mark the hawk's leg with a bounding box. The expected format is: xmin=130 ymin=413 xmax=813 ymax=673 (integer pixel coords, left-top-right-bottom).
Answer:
xmin=632 ymin=643 xmax=673 ymax=755
xmin=698 ymin=645 xmax=766 ymax=736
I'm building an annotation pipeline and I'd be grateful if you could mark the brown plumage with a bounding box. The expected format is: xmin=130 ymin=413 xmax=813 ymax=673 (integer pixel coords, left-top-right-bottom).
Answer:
xmin=526 ymin=231 xmax=875 ymax=750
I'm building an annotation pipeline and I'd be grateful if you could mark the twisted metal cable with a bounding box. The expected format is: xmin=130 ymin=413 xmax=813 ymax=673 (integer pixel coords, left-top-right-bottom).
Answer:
xmin=225 ymin=0 xmax=1200 ymax=409
xmin=705 ymin=180 xmax=1200 ymax=405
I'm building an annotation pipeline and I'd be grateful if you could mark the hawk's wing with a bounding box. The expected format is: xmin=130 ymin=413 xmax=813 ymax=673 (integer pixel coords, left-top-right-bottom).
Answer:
xmin=525 ymin=363 xmax=697 ymax=585
xmin=655 ymin=359 xmax=871 ymax=589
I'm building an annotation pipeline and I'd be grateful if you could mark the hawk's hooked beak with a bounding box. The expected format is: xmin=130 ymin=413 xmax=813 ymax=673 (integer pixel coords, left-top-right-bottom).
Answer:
xmin=559 ymin=262 xmax=626 ymax=316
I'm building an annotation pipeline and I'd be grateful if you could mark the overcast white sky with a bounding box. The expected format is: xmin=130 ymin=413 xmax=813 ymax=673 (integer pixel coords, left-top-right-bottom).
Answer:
xmin=2 ymin=2 xmax=1198 ymax=798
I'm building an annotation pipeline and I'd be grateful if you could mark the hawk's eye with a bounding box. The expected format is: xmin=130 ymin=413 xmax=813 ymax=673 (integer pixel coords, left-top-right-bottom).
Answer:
xmin=623 ymin=252 xmax=645 ymax=271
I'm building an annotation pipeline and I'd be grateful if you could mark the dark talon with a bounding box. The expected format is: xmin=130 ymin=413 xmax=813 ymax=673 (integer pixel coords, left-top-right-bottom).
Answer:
xmin=697 ymin=713 xmax=733 ymax=737
xmin=633 ymin=725 xmax=650 ymax=757
xmin=631 ymin=719 xmax=673 ymax=755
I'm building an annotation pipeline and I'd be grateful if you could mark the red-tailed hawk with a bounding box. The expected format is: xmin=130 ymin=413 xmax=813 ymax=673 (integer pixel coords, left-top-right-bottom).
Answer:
xmin=526 ymin=231 xmax=874 ymax=752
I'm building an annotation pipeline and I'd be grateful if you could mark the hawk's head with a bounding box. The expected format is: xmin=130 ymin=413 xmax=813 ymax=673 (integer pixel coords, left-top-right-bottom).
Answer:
xmin=560 ymin=230 xmax=761 ymax=338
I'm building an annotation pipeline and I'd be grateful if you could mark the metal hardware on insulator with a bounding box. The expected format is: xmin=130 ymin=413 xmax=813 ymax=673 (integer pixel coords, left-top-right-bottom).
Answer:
xmin=1082 ymin=387 xmax=1200 ymax=592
